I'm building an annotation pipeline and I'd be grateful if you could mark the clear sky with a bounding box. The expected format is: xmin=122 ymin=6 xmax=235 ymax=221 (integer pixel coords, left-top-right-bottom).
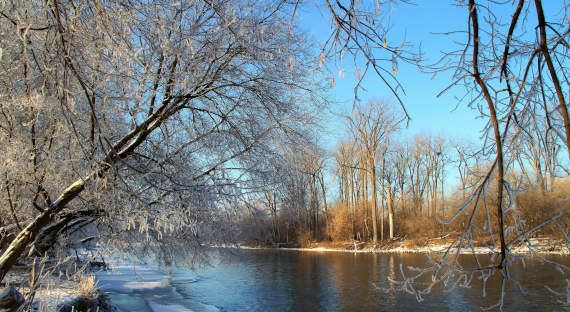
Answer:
xmin=298 ymin=1 xmax=483 ymax=151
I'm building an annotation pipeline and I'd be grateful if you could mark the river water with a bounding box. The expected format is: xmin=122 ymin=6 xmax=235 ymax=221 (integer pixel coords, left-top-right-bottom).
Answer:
xmin=97 ymin=249 xmax=569 ymax=311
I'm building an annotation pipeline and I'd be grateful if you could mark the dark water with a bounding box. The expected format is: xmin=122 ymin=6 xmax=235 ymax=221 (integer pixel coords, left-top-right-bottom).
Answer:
xmin=98 ymin=249 xmax=569 ymax=311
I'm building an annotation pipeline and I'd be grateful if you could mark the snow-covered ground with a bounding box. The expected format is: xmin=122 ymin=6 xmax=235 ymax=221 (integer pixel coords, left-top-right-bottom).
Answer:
xmin=32 ymin=280 xmax=80 ymax=311
xmin=220 ymin=237 xmax=570 ymax=255
xmin=1 ymin=270 xmax=82 ymax=311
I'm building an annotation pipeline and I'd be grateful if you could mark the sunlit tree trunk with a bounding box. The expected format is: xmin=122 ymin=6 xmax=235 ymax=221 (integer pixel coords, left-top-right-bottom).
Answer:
xmin=370 ymin=152 xmax=379 ymax=243
xmin=387 ymin=183 xmax=394 ymax=239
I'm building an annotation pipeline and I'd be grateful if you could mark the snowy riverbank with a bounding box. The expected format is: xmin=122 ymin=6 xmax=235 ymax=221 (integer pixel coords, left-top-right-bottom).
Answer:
xmin=5 ymin=256 xmax=216 ymax=311
xmin=223 ymin=236 xmax=570 ymax=255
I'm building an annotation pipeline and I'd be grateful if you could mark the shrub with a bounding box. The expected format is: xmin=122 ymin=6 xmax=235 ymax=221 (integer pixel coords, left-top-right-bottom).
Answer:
xmin=325 ymin=203 xmax=353 ymax=241
xmin=396 ymin=213 xmax=441 ymax=239
xmin=296 ymin=227 xmax=313 ymax=248
xmin=514 ymin=181 xmax=570 ymax=238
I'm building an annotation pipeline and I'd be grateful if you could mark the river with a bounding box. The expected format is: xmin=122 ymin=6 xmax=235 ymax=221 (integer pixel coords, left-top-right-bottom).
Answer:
xmin=97 ymin=249 xmax=569 ymax=311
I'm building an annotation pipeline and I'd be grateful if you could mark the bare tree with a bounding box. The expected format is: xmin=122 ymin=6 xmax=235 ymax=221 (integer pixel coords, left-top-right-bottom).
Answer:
xmin=381 ymin=146 xmax=397 ymax=239
xmin=348 ymin=99 xmax=401 ymax=242
xmin=387 ymin=1 xmax=569 ymax=309
xmin=333 ymin=139 xmax=358 ymax=239
xmin=322 ymin=0 xmax=421 ymax=117
xmin=510 ymin=108 xmax=564 ymax=193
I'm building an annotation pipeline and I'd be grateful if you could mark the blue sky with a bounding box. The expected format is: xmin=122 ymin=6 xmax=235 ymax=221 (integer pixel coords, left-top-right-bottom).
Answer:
xmin=298 ymin=1 xmax=565 ymax=151
xmin=295 ymin=1 xmax=566 ymax=197
xmin=298 ymin=1 xmax=484 ymax=151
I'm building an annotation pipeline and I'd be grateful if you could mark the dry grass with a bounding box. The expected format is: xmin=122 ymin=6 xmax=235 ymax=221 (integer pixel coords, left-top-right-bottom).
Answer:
xmin=396 ymin=214 xmax=442 ymax=239
xmin=515 ymin=182 xmax=570 ymax=238
xmin=403 ymin=238 xmax=430 ymax=249
xmin=75 ymin=274 xmax=98 ymax=298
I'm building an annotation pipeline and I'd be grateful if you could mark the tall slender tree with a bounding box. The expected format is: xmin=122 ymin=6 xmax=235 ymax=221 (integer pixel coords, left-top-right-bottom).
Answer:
xmin=349 ymin=100 xmax=401 ymax=242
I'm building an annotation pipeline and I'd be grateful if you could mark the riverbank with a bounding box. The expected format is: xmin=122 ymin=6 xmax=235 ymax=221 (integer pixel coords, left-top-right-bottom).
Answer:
xmin=232 ymin=236 xmax=570 ymax=255
xmin=1 ymin=257 xmax=117 ymax=311
xmin=2 ymin=269 xmax=81 ymax=311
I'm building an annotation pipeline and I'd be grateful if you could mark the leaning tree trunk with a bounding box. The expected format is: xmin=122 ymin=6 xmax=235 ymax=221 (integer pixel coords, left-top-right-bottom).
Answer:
xmin=0 ymin=177 xmax=87 ymax=282
xmin=0 ymin=97 xmax=171 ymax=283
xmin=29 ymin=209 xmax=99 ymax=257
xmin=534 ymin=0 xmax=570 ymax=160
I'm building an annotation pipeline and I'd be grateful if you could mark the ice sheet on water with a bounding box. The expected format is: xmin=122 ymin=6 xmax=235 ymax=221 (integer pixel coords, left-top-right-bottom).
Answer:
xmin=147 ymin=300 xmax=219 ymax=312
xmin=147 ymin=301 xmax=193 ymax=312
xmin=96 ymin=260 xmax=173 ymax=293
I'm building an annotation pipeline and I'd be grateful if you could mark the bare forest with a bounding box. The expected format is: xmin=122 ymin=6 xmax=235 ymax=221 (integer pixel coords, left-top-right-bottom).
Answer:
xmin=0 ymin=0 xmax=568 ymax=310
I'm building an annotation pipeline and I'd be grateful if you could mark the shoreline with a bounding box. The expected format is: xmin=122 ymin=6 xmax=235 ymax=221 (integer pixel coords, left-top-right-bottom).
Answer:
xmin=1 ymin=271 xmax=82 ymax=311
xmin=214 ymin=237 xmax=570 ymax=256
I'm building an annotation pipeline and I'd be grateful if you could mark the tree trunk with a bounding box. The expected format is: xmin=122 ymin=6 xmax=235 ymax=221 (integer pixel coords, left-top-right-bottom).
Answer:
xmin=534 ymin=0 xmax=570 ymax=159
xmin=350 ymin=168 xmax=356 ymax=239
xmin=29 ymin=209 xmax=99 ymax=256
xmin=441 ymin=166 xmax=445 ymax=215
xmin=0 ymin=176 xmax=87 ymax=282
xmin=339 ymin=172 xmax=344 ymax=204
xmin=370 ymin=154 xmax=378 ymax=243
xmin=319 ymin=173 xmax=328 ymax=214
xmin=469 ymin=0 xmax=507 ymax=266
xmin=361 ymin=156 xmax=369 ymax=240
xmin=0 ymin=97 xmax=168 ymax=283
xmin=312 ymin=176 xmax=319 ymax=240
xmin=387 ymin=183 xmax=394 ymax=239
xmin=380 ymin=156 xmax=385 ymax=241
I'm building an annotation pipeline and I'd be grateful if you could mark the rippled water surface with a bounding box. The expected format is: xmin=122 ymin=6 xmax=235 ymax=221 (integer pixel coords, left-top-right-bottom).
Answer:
xmin=97 ymin=249 xmax=569 ymax=311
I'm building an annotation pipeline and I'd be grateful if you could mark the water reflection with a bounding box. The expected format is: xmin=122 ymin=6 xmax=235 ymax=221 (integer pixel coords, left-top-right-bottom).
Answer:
xmin=99 ymin=249 xmax=569 ymax=311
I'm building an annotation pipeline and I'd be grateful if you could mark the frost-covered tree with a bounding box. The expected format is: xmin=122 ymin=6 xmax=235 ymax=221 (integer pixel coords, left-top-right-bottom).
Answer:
xmin=0 ymin=0 xmax=327 ymax=280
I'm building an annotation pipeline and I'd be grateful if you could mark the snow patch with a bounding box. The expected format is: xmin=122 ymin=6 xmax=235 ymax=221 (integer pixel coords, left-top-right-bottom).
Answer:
xmin=216 ymin=238 xmax=569 ymax=255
